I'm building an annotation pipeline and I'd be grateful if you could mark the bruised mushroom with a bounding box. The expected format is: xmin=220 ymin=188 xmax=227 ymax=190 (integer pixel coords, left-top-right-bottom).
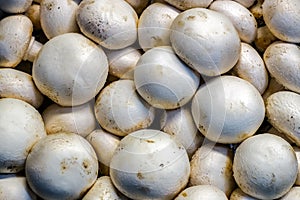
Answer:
xmin=175 ymin=185 xmax=228 ymax=200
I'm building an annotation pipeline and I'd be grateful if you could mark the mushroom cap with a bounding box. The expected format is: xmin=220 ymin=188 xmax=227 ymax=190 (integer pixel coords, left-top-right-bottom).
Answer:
xmin=0 ymin=98 xmax=46 ymax=173
xmin=190 ymin=144 xmax=235 ymax=196
xmin=0 ymin=0 xmax=33 ymax=13
xmin=42 ymin=101 xmax=97 ymax=137
xmin=230 ymin=188 xmax=259 ymax=200
xmin=163 ymin=0 xmax=213 ymax=10
xmin=209 ymin=0 xmax=257 ymax=43
xmin=40 ymin=0 xmax=79 ymax=39
xmin=264 ymin=42 xmax=300 ymax=94
xmin=262 ymin=0 xmax=300 ymax=43
xmin=76 ymin=0 xmax=138 ymax=49
xmin=280 ymin=187 xmax=300 ymax=200
xmin=25 ymin=4 xmax=42 ymax=30
xmin=170 ymin=8 xmax=240 ymax=76
xmin=0 ymin=15 xmax=33 ymax=68
xmin=0 ymin=177 xmax=37 ymax=200
xmin=175 ymin=185 xmax=228 ymax=200
xmin=25 ymin=132 xmax=98 ymax=200
xmin=191 ymin=75 xmax=265 ymax=144
xmin=233 ymin=133 xmax=298 ymax=199
xmin=134 ymin=46 xmax=200 ymax=109
xmin=110 ymin=129 xmax=190 ymax=199
xmin=266 ymin=91 xmax=300 ymax=146
xmin=94 ymin=79 xmax=155 ymax=136
xmin=232 ymin=42 xmax=268 ymax=94
xmin=0 ymin=68 xmax=44 ymax=108
xmin=138 ymin=3 xmax=180 ymax=51
xmin=32 ymin=33 xmax=108 ymax=106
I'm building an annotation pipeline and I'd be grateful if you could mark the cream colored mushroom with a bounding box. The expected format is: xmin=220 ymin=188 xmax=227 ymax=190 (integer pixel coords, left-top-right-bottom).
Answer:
xmin=191 ymin=75 xmax=265 ymax=144
xmin=233 ymin=133 xmax=298 ymax=199
xmin=266 ymin=91 xmax=300 ymax=146
xmin=83 ymin=176 xmax=128 ymax=200
xmin=190 ymin=143 xmax=236 ymax=196
xmin=0 ymin=98 xmax=46 ymax=173
xmin=0 ymin=177 xmax=37 ymax=200
xmin=280 ymin=187 xmax=300 ymax=200
xmin=230 ymin=188 xmax=259 ymax=200
xmin=110 ymin=129 xmax=190 ymax=199
xmin=138 ymin=3 xmax=179 ymax=51
xmin=263 ymin=0 xmax=300 ymax=43
xmin=25 ymin=4 xmax=41 ymax=30
xmin=175 ymin=185 xmax=228 ymax=200
xmin=209 ymin=1 xmax=257 ymax=43
xmin=42 ymin=101 xmax=97 ymax=137
xmin=0 ymin=68 xmax=44 ymax=108
xmin=170 ymin=8 xmax=240 ymax=76
xmin=232 ymin=42 xmax=268 ymax=94
xmin=0 ymin=0 xmax=33 ymax=13
xmin=32 ymin=33 xmax=108 ymax=106
xmin=76 ymin=0 xmax=138 ymax=49
xmin=25 ymin=132 xmax=98 ymax=199
xmin=163 ymin=0 xmax=213 ymax=10
xmin=254 ymin=25 xmax=277 ymax=53
xmin=264 ymin=42 xmax=300 ymax=94
xmin=293 ymin=146 xmax=300 ymax=186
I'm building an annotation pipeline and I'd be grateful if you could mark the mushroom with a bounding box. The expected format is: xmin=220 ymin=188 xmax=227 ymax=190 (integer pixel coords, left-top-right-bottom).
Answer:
xmin=76 ymin=0 xmax=138 ymax=49
xmin=0 ymin=177 xmax=37 ymax=200
xmin=104 ymin=46 xmax=141 ymax=79
xmin=82 ymin=176 xmax=128 ymax=200
xmin=293 ymin=146 xmax=300 ymax=186
xmin=0 ymin=0 xmax=33 ymax=13
xmin=266 ymin=91 xmax=300 ymax=146
xmin=267 ymin=126 xmax=295 ymax=145
xmin=0 ymin=15 xmax=43 ymax=67
xmin=25 ymin=132 xmax=98 ymax=199
xmin=170 ymin=8 xmax=241 ymax=76
xmin=161 ymin=105 xmax=204 ymax=158
xmin=262 ymin=0 xmax=300 ymax=43
xmin=231 ymin=42 xmax=268 ymax=94
xmin=280 ymin=187 xmax=300 ymax=200
xmin=134 ymin=46 xmax=200 ymax=109
xmin=174 ymin=185 xmax=228 ymax=200
xmin=254 ymin=25 xmax=277 ymax=53
xmin=233 ymin=133 xmax=298 ymax=199
xmin=40 ymin=0 xmax=79 ymax=39
xmin=209 ymin=1 xmax=257 ymax=43
xmin=110 ymin=129 xmax=190 ymax=199
xmin=125 ymin=0 xmax=150 ymax=15
xmin=0 ymin=98 xmax=46 ymax=173
xmin=42 ymin=101 xmax=97 ymax=137
xmin=163 ymin=0 xmax=213 ymax=10
xmin=32 ymin=33 xmax=108 ymax=106
xmin=94 ymin=79 xmax=155 ymax=136
xmin=138 ymin=3 xmax=179 ymax=51
xmin=232 ymin=0 xmax=255 ymax=8
xmin=191 ymin=75 xmax=265 ymax=144
xmin=25 ymin=4 xmax=41 ymax=30
xmin=264 ymin=42 xmax=300 ymax=94
xmin=0 ymin=68 xmax=44 ymax=108
xmin=230 ymin=188 xmax=259 ymax=200
xmin=189 ymin=143 xmax=236 ymax=196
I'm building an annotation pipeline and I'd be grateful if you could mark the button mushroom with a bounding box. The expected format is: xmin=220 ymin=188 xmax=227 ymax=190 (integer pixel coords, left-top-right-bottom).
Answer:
xmin=110 ymin=129 xmax=190 ymax=199
xmin=163 ymin=0 xmax=213 ymax=10
xmin=230 ymin=188 xmax=259 ymax=200
xmin=25 ymin=4 xmax=42 ymax=30
xmin=233 ymin=133 xmax=298 ymax=199
xmin=254 ymin=25 xmax=277 ymax=53
xmin=175 ymin=185 xmax=228 ymax=200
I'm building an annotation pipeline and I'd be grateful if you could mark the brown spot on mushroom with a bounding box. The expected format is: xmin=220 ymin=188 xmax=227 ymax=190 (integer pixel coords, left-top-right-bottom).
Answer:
xmin=137 ymin=172 xmax=144 ymax=179
xmin=45 ymin=2 xmax=54 ymax=11
xmin=182 ymin=192 xmax=188 ymax=197
xmin=187 ymin=15 xmax=195 ymax=20
xmin=146 ymin=139 xmax=155 ymax=143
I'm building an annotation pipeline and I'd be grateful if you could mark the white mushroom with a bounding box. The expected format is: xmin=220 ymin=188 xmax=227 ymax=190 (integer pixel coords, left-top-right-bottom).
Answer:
xmin=170 ymin=8 xmax=241 ymax=76
xmin=0 ymin=15 xmax=43 ymax=67
xmin=175 ymin=185 xmax=228 ymax=200
xmin=163 ymin=0 xmax=213 ymax=10
xmin=232 ymin=42 xmax=268 ymax=94
xmin=0 ymin=68 xmax=44 ymax=108
xmin=266 ymin=91 xmax=300 ymax=146
xmin=25 ymin=132 xmax=98 ymax=199
xmin=209 ymin=0 xmax=257 ymax=43
xmin=0 ymin=98 xmax=46 ymax=173
xmin=0 ymin=177 xmax=37 ymax=200
xmin=262 ymin=0 xmax=300 ymax=43
xmin=233 ymin=133 xmax=298 ymax=199
xmin=191 ymin=75 xmax=265 ymax=144
xmin=110 ymin=129 xmax=190 ymax=199
xmin=254 ymin=25 xmax=277 ymax=53
xmin=76 ymin=0 xmax=138 ymax=49
xmin=83 ymin=176 xmax=128 ymax=200
xmin=95 ymin=79 xmax=154 ymax=136
xmin=125 ymin=0 xmax=150 ymax=14
xmin=190 ymin=143 xmax=236 ymax=196
xmin=264 ymin=42 xmax=300 ymax=94
xmin=25 ymin=4 xmax=41 ymax=30
xmin=0 ymin=0 xmax=33 ymax=13
xmin=32 ymin=33 xmax=108 ymax=106
xmin=42 ymin=101 xmax=97 ymax=137
xmin=230 ymin=188 xmax=259 ymax=200
xmin=293 ymin=146 xmax=300 ymax=186
xmin=280 ymin=187 xmax=300 ymax=200
xmin=138 ymin=3 xmax=179 ymax=51
xmin=134 ymin=46 xmax=200 ymax=109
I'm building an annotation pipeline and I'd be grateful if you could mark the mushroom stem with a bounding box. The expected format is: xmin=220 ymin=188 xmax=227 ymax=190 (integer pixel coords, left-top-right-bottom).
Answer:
xmin=23 ymin=37 xmax=43 ymax=62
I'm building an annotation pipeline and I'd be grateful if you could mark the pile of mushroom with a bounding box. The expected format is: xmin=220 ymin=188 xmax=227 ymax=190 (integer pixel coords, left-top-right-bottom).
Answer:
xmin=0 ymin=0 xmax=300 ymax=199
